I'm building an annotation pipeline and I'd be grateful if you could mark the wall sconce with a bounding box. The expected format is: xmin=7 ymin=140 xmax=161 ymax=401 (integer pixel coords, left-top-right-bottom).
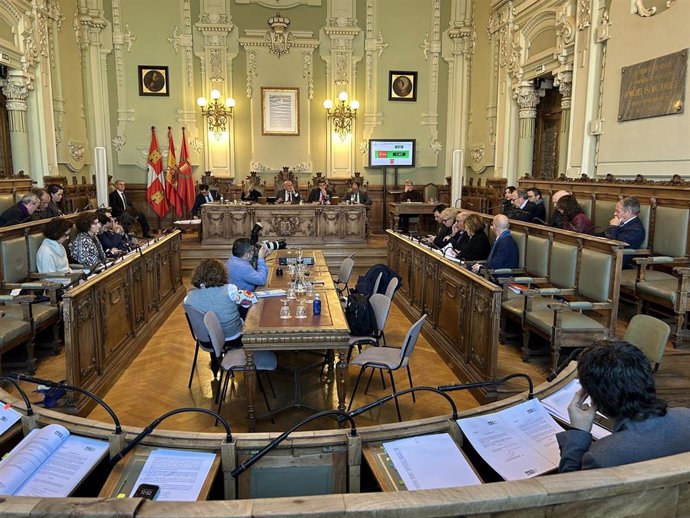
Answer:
xmin=197 ymin=89 xmax=235 ymax=140
xmin=323 ymin=91 xmax=359 ymax=141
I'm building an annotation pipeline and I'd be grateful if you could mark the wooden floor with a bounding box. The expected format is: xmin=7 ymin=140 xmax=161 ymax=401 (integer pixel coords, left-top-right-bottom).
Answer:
xmin=6 ymin=233 xmax=690 ymax=433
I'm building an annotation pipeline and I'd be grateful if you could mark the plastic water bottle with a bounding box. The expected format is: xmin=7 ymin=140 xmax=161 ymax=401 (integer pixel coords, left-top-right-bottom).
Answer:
xmin=313 ymin=293 xmax=321 ymax=316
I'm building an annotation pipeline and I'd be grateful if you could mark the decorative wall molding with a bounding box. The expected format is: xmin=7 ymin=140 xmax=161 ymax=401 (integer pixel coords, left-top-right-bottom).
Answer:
xmin=578 ymin=0 xmax=592 ymax=30
xmin=554 ymin=4 xmax=575 ymax=65
xmin=235 ymin=0 xmax=321 ymax=6
xmin=66 ymin=140 xmax=85 ymax=172
xmin=168 ymin=0 xmax=194 ymax=88
xmin=266 ymin=12 xmax=293 ymax=57
xmin=112 ymin=135 xmax=126 ymax=151
xmin=632 ymin=0 xmax=656 ymax=17
xmin=68 ymin=142 xmax=85 ymax=162
xmin=471 ymin=144 xmax=485 ymax=163
xmin=514 ymin=81 xmax=540 ymax=119
xmin=421 ymin=0 xmax=443 ymax=158
xmin=302 ymin=51 xmax=313 ymax=100
xmin=112 ymin=0 xmax=136 ymax=153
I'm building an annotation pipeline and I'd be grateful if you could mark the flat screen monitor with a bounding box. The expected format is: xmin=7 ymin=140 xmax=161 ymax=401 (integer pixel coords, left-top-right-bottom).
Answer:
xmin=368 ymin=139 xmax=416 ymax=168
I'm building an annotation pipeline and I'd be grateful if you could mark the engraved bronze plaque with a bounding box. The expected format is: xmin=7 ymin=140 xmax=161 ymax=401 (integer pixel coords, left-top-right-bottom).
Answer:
xmin=618 ymin=49 xmax=687 ymax=122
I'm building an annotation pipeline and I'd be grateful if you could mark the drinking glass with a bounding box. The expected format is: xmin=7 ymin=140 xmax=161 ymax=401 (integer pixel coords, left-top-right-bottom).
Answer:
xmin=287 ymin=284 xmax=297 ymax=300
xmin=295 ymin=301 xmax=307 ymax=319
xmin=279 ymin=300 xmax=291 ymax=319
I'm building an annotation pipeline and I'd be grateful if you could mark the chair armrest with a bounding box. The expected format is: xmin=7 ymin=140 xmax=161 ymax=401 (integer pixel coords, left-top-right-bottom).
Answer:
xmin=0 ymin=294 xmax=36 ymax=304
xmin=624 ymin=248 xmax=651 ymax=256
xmin=4 ymin=281 xmax=63 ymax=291
xmin=497 ymin=276 xmax=547 ymax=285
xmin=526 ymin=287 xmax=577 ymax=297
xmin=548 ymin=300 xmax=611 ymax=311
xmin=634 ymin=255 xmax=676 ymax=266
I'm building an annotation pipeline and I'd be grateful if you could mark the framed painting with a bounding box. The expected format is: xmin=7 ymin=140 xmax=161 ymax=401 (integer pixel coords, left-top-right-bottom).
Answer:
xmin=138 ymin=65 xmax=169 ymax=97
xmin=389 ymin=71 xmax=417 ymax=102
xmin=261 ymin=87 xmax=300 ymax=135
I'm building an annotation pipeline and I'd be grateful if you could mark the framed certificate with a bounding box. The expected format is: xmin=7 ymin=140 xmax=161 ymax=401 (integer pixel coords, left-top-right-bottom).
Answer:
xmin=261 ymin=87 xmax=300 ymax=136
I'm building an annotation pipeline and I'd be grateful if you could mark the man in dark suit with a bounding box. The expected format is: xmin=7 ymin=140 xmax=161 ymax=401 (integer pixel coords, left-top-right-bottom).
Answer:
xmin=191 ymin=184 xmax=219 ymax=217
xmin=0 ymin=192 xmax=39 ymax=226
xmin=527 ymin=187 xmax=546 ymax=223
xmin=109 ymin=179 xmax=153 ymax=238
xmin=472 ymin=214 xmax=518 ymax=277
xmin=307 ymin=179 xmax=334 ymax=204
xmin=508 ymin=190 xmax=535 ymax=222
xmin=606 ymin=196 xmax=645 ymax=269
xmin=276 ymin=180 xmax=301 ymax=204
xmin=342 ymin=180 xmax=372 ymax=205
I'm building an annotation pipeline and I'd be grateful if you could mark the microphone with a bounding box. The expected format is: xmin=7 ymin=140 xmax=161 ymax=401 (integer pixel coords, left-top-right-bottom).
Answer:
xmin=341 ymin=386 xmax=458 ymax=422
xmin=110 ymin=407 xmax=231 ymax=464
xmin=438 ymin=373 xmax=534 ymax=399
xmin=9 ymin=374 xmax=121 ymax=434
xmin=546 ymin=348 xmax=583 ymax=382
xmin=0 ymin=376 xmax=34 ymax=416
xmin=231 ymin=409 xmax=356 ymax=478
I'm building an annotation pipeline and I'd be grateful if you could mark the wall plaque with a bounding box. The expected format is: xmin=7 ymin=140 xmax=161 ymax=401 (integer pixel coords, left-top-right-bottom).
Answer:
xmin=618 ymin=49 xmax=687 ymax=122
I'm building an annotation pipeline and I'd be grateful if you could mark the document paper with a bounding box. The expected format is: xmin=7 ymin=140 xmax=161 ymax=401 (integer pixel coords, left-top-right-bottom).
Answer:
xmin=457 ymin=399 xmax=564 ymax=480
xmin=0 ymin=424 xmax=108 ymax=496
xmin=541 ymin=379 xmax=611 ymax=440
xmin=0 ymin=404 xmax=21 ymax=436
xmin=129 ymin=448 xmax=215 ymax=501
xmin=383 ymin=433 xmax=481 ymax=490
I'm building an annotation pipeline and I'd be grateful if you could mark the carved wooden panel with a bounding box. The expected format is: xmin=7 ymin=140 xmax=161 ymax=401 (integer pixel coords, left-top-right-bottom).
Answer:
xmin=98 ymin=276 xmax=134 ymax=366
xmin=422 ymin=257 xmax=439 ymax=324
xmin=320 ymin=208 xmax=341 ymax=238
xmin=437 ymin=267 xmax=467 ymax=358
xmin=64 ymin=294 xmax=99 ymax=386
xmin=145 ymin=254 xmax=159 ymax=314
xmin=227 ymin=209 xmax=251 ymax=238
xmin=410 ymin=248 xmax=425 ymax=311
xmin=342 ymin=209 xmax=366 ymax=238
xmin=158 ymin=244 xmax=174 ymax=301
xmin=171 ymin=237 xmax=182 ymax=288
xmin=202 ymin=209 xmax=227 ymax=240
xmin=398 ymin=246 xmax=411 ymax=299
xmin=130 ymin=262 xmax=146 ymax=329
xmin=466 ymin=287 xmax=500 ymax=379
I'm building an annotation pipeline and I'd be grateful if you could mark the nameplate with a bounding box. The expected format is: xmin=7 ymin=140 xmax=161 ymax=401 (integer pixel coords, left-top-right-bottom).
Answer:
xmin=618 ymin=49 xmax=687 ymax=122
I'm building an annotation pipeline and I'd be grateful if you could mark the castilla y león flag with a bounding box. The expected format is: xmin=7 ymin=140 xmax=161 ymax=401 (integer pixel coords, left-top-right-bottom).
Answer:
xmin=177 ymin=127 xmax=195 ymax=213
xmin=146 ymin=126 xmax=169 ymax=218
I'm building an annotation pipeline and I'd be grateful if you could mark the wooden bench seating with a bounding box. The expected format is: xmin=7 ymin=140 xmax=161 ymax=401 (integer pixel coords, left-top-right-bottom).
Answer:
xmin=471 ymin=211 xmax=625 ymax=370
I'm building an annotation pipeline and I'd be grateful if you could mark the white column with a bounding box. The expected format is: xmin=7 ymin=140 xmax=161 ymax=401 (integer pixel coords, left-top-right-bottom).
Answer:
xmin=514 ymin=81 xmax=541 ymax=179
xmin=554 ymin=70 xmax=572 ymax=176
xmin=2 ymin=74 xmax=32 ymax=174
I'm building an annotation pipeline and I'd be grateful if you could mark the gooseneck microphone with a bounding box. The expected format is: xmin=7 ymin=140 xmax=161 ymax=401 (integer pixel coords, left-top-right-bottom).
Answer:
xmin=0 ymin=376 xmax=34 ymax=416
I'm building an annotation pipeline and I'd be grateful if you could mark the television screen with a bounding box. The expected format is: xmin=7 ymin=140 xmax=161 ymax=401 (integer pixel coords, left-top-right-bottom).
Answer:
xmin=368 ymin=139 xmax=416 ymax=168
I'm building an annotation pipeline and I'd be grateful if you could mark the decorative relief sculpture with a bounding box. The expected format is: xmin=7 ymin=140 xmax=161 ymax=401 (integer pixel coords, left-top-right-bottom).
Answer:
xmin=578 ymin=0 xmax=592 ymax=30
xmin=265 ymin=12 xmax=293 ymax=57
xmin=69 ymin=142 xmax=85 ymax=162
xmin=470 ymin=144 xmax=485 ymax=163
xmin=632 ymin=0 xmax=656 ymax=17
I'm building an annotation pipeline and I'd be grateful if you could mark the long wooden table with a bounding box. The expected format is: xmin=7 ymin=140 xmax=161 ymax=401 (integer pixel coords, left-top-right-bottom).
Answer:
xmin=241 ymin=249 xmax=350 ymax=431
xmin=201 ymin=203 xmax=367 ymax=245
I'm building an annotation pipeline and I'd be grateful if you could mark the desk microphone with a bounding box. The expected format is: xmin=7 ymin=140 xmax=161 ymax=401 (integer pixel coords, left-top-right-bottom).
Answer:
xmin=438 ymin=373 xmax=534 ymax=399
xmin=231 ymin=409 xmax=356 ymax=478
xmin=110 ymin=407 xmax=231 ymax=464
xmin=0 ymin=376 xmax=34 ymax=416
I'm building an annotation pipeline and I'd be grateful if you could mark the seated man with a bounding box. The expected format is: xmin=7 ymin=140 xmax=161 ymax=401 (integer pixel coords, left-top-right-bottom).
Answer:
xmin=558 ymin=340 xmax=690 ymax=472
xmin=472 ymin=214 xmax=518 ymax=275
xmin=108 ymin=179 xmax=153 ymax=238
xmin=30 ymin=189 xmax=52 ymax=221
xmin=0 ymin=192 xmax=40 ymax=226
xmin=342 ymin=180 xmax=372 ymax=205
xmin=97 ymin=213 xmax=128 ymax=257
xmin=605 ymin=196 xmax=645 ymax=269
xmin=226 ymin=238 xmax=270 ymax=319
xmin=507 ymin=190 xmax=535 ymax=222
xmin=191 ymin=184 xmax=219 ymax=217
xmin=422 ymin=203 xmax=448 ymax=247
xmin=307 ymin=178 xmax=334 ymax=204
xmin=527 ymin=187 xmax=546 ymax=223
xmin=276 ymin=180 xmax=301 ymax=204
xmin=398 ymin=179 xmax=422 ymax=233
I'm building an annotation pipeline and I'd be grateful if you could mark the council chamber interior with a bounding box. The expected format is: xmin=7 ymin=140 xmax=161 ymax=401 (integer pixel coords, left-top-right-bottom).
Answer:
xmin=0 ymin=0 xmax=688 ymax=516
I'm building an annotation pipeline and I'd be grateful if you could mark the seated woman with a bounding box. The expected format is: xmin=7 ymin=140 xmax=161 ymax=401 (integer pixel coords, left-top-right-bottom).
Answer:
xmin=241 ymin=182 xmax=262 ymax=202
xmin=68 ymin=213 xmax=107 ymax=269
xmin=36 ymin=217 xmax=73 ymax=274
xmin=454 ymin=214 xmax=490 ymax=261
xmin=556 ymin=195 xmax=593 ymax=234
xmin=185 ymin=259 xmax=257 ymax=350
xmin=558 ymin=341 xmax=690 ymax=472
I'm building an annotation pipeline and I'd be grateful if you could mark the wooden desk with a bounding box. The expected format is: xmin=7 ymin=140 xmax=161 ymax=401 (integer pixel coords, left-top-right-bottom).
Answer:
xmin=99 ymin=446 xmax=220 ymax=500
xmin=200 ymin=203 xmax=367 ymax=245
xmin=388 ymin=202 xmax=437 ymax=231
xmin=242 ymin=250 xmax=350 ymax=431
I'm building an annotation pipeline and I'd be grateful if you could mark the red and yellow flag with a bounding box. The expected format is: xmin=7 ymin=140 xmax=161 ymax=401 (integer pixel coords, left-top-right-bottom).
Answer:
xmin=146 ymin=126 xmax=169 ymax=218
xmin=177 ymin=127 xmax=195 ymax=213
xmin=165 ymin=126 xmax=184 ymax=217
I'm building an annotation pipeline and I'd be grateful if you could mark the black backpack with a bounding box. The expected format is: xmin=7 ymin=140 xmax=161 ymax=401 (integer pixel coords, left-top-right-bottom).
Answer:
xmin=354 ymin=264 xmax=402 ymax=297
xmin=345 ymin=293 xmax=378 ymax=336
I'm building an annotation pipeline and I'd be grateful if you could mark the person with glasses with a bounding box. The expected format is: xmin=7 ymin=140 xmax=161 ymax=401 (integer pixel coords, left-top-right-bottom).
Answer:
xmin=422 ymin=203 xmax=449 ymax=247
xmin=36 ymin=217 xmax=74 ymax=274
xmin=526 ymin=187 xmax=546 ymax=223
xmin=68 ymin=213 xmax=107 ymax=269
xmin=0 ymin=192 xmax=40 ymax=227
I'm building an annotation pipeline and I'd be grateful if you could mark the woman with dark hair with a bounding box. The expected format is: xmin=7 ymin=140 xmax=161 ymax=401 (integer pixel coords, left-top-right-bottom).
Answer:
xmin=184 ymin=259 xmax=257 ymax=348
xmin=557 ymin=341 xmax=690 ymax=472
xmin=556 ymin=194 xmax=592 ymax=234
xmin=68 ymin=213 xmax=106 ymax=268
xmin=45 ymin=184 xmax=64 ymax=217
xmin=455 ymin=214 xmax=490 ymax=261
xmin=36 ymin=217 xmax=73 ymax=273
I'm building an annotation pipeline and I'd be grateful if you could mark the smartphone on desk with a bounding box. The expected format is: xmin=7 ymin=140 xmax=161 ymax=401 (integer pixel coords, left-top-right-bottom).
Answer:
xmin=133 ymin=483 xmax=160 ymax=500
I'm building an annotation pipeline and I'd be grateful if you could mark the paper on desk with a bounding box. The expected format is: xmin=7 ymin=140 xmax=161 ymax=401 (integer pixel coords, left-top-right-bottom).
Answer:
xmin=174 ymin=220 xmax=201 ymax=225
xmin=383 ymin=433 xmax=481 ymax=490
xmin=0 ymin=404 xmax=21 ymax=436
xmin=457 ymin=399 xmax=563 ymax=480
xmin=541 ymin=379 xmax=611 ymax=440
xmin=255 ymin=289 xmax=287 ymax=298
xmin=129 ymin=448 xmax=215 ymax=501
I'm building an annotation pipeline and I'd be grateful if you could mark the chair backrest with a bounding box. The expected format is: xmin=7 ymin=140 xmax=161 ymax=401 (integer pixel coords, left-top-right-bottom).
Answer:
xmin=372 ymin=272 xmax=384 ymax=296
xmin=203 ymin=310 xmax=225 ymax=359
xmin=183 ymin=303 xmax=213 ymax=351
xmin=339 ymin=257 xmax=355 ymax=284
xmin=399 ymin=314 xmax=427 ymax=362
xmin=623 ymin=314 xmax=670 ymax=365
xmin=384 ymin=277 xmax=399 ymax=300
xmin=369 ymin=293 xmax=392 ymax=333
xmin=423 ymin=183 xmax=439 ymax=202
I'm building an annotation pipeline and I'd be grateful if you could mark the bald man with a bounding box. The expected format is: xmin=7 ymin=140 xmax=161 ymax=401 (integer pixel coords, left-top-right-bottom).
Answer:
xmin=550 ymin=190 xmax=570 ymax=228
xmin=472 ymin=214 xmax=518 ymax=276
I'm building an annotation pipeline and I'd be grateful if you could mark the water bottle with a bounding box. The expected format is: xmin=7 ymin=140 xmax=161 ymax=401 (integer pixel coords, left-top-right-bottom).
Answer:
xmin=312 ymin=293 xmax=321 ymax=316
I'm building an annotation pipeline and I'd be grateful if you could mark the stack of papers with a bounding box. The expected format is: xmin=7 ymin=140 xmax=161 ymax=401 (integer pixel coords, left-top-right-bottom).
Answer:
xmin=255 ymin=289 xmax=287 ymax=298
xmin=541 ymin=379 xmax=611 ymax=440
xmin=0 ymin=404 xmax=21 ymax=436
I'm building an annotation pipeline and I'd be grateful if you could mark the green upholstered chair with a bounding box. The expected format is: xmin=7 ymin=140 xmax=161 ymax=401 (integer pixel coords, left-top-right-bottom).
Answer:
xmin=623 ymin=314 xmax=670 ymax=372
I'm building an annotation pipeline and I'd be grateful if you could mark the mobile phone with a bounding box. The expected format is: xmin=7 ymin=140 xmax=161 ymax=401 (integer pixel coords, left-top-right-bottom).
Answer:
xmin=133 ymin=483 xmax=160 ymax=500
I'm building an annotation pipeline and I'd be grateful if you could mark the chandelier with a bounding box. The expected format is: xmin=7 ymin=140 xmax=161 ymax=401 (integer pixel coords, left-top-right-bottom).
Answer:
xmin=197 ymin=89 xmax=235 ymax=140
xmin=323 ymin=91 xmax=359 ymax=141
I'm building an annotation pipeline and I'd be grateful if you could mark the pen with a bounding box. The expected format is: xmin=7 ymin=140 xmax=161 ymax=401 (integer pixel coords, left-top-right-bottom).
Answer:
xmin=116 ymin=477 xmax=128 ymax=498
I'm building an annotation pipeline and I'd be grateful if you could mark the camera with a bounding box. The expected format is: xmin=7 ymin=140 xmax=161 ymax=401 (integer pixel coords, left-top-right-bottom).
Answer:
xmin=262 ymin=239 xmax=287 ymax=252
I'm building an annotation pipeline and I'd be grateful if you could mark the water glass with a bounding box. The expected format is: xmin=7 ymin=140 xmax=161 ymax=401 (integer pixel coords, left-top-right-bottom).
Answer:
xmin=287 ymin=285 xmax=297 ymax=300
xmin=279 ymin=301 xmax=291 ymax=319
xmin=306 ymin=282 xmax=314 ymax=298
xmin=295 ymin=301 xmax=308 ymax=319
